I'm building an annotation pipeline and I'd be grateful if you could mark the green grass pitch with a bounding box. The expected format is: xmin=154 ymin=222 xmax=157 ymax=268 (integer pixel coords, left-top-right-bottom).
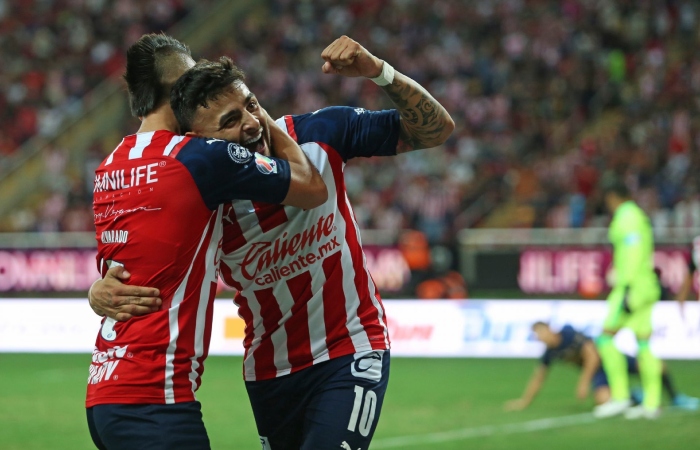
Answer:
xmin=0 ymin=354 xmax=697 ymax=449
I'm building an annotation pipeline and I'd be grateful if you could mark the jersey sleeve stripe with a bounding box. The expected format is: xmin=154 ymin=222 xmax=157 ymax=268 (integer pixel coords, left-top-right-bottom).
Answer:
xmin=128 ymin=131 xmax=155 ymax=160
xmin=163 ymin=135 xmax=186 ymax=156
xmin=284 ymin=115 xmax=298 ymax=142
xmin=167 ymin=135 xmax=191 ymax=159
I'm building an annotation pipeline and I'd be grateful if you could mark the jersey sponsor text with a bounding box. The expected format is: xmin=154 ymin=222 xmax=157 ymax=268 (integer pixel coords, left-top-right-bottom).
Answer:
xmin=94 ymin=163 xmax=160 ymax=193
xmin=88 ymin=345 xmax=128 ymax=385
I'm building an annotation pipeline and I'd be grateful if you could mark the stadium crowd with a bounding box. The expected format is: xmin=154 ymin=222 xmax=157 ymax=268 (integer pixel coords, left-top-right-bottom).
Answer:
xmin=5 ymin=0 xmax=700 ymax=239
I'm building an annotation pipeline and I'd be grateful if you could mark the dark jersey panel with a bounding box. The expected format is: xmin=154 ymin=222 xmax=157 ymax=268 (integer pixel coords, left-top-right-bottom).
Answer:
xmin=289 ymin=106 xmax=401 ymax=161
xmin=176 ymin=138 xmax=291 ymax=210
xmin=540 ymin=325 xmax=591 ymax=367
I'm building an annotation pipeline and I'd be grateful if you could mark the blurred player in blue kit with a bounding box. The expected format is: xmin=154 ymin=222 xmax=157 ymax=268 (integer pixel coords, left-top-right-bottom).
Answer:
xmin=504 ymin=322 xmax=698 ymax=412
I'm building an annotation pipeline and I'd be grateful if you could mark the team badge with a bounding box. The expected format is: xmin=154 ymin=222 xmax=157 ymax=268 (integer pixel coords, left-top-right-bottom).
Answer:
xmin=255 ymin=153 xmax=278 ymax=174
xmin=227 ymin=143 xmax=252 ymax=164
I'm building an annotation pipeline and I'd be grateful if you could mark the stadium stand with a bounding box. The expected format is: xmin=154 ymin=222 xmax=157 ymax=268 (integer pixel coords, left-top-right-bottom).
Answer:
xmin=2 ymin=0 xmax=699 ymax=238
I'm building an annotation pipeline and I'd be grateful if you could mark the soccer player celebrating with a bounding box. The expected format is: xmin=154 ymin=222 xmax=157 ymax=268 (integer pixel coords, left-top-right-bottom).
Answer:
xmin=593 ymin=180 xmax=662 ymax=419
xmin=86 ymin=34 xmax=326 ymax=450
xmin=91 ymin=36 xmax=454 ymax=449
xmin=504 ymin=322 xmax=698 ymax=411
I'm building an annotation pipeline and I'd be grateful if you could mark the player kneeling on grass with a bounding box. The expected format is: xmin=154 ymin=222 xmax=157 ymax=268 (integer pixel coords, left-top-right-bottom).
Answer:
xmin=504 ymin=322 xmax=698 ymax=412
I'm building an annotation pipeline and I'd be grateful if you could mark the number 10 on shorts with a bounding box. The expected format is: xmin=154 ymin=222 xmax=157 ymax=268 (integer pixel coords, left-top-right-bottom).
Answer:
xmin=347 ymin=385 xmax=377 ymax=437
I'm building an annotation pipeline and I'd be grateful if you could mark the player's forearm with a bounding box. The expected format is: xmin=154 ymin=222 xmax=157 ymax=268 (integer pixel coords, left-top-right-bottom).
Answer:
xmin=379 ymin=70 xmax=455 ymax=153
xmin=268 ymin=118 xmax=310 ymax=168
xmin=579 ymin=363 xmax=597 ymax=385
xmin=579 ymin=343 xmax=599 ymax=384
xmin=268 ymin=119 xmax=327 ymax=208
xmin=521 ymin=368 xmax=546 ymax=403
xmin=521 ymin=379 xmax=542 ymax=404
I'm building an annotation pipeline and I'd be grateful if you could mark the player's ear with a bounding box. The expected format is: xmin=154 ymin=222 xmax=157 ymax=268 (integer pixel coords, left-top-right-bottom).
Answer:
xmin=184 ymin=131 xmax=198 ymax=137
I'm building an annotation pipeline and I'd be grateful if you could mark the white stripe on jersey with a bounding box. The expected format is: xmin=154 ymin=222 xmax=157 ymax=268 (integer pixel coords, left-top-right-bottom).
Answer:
xmin=271 ymin=279 xmax=293 ymax=378
xmin=164 ymin=213 xmax=214 ymax=404
xmin=104 ymin=138 xmax=125 ymax=166
xmin=344 ymin=191 xmax=390 ymax=347
xmin=271 ymin=313 xmax=291 ymax=378
xmin=188 ymin=206 xmax=223 ymax=393
xmin=128 ymin=131 xmax=155 ymax=160
xmin=241 ymin=289 xmax=262 ymax=380
xmin=308 ymin=263 xmax=330 ymax=366
xmin=163 ymin=135 xmax=186 ymax=156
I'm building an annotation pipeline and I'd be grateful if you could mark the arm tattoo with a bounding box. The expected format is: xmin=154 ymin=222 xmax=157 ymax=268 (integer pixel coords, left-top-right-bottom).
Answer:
xmin=380 ymin=72 xmax=453 ymax=153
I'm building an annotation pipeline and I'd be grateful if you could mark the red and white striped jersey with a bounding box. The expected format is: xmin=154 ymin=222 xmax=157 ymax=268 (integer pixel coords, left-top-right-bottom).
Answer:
xmin=87 ymin=130 xmax=291 ymax=407
xmin=219 ymin=106 xmax=402 ymax=381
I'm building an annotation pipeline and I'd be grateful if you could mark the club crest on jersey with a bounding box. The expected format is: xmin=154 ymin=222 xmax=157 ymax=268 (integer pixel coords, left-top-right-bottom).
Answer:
xmin=228 ymin=143 xmax=252 ymax=164
xmin=255 ymin=153 xmax=277 ymax=175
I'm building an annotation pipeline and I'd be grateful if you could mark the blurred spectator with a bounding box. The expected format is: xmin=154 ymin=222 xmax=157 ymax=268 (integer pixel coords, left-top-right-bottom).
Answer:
xmin=0 ymin=0 xmax=204 ymax=156
xmin=4 ymin=0 xmax=700 ymax=237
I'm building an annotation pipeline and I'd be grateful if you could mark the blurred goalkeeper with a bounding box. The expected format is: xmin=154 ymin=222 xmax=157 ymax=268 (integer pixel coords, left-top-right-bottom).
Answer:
xmin=504 ymin=322 xmax=698 ymax=412
xmin=594 ymin=180 xmax=662 ymax=419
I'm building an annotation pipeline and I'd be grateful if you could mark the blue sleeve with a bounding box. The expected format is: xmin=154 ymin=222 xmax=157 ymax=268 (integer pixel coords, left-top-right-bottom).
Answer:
xmin=176 ymin=138 xmax=291 ymax=210
xmin=540 ymin=349 xmax=552 ymax=366
xmin=287 ymin=106 xmax=401 ymax=161
xmin=559 ymin=326 xmax=575 ymax=348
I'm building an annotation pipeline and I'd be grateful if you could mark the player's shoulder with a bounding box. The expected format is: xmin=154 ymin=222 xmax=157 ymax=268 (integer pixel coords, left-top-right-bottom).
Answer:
xmin=177 ymin=136 xmax=252 ymax=162
xmin=100 ymin=130 xmax=186 ymax=168
xmin=560 ymin=324 xmax=576 ymax=334
xmin=280 ymin=106 xmax=378 ymax=134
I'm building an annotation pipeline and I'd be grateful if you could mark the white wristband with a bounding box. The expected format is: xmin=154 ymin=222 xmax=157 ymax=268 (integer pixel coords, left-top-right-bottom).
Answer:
xmin=370 ymin=61 xmax=395 ymax=86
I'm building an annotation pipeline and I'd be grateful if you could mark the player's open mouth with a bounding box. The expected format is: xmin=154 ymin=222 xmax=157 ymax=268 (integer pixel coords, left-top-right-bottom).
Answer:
xmin=243 ymin=131 xmax=266 ymax=154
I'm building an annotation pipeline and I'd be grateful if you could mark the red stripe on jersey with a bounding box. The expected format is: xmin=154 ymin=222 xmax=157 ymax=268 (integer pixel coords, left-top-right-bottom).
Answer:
xmin=318 ymin=143 xmax=388 ymax=350
xmin=233 ymin=291 xmax=255 ymax=375
xmin=284 ymin=115 xmax=297 ymax=141
xmin=253 ymin=287 xmax=283 ymax=379
xmin=224 ymin=272 xmax=256 ymax=377
xmin=196 ymin=279 xmax=217 ymax=390
xmin=252 ymin=202 xmax=288 ymax=233
xmin=321 ymin=250 xmax=355 ymax=358
xmin=222 ymin=203 xmax=247 ymax=254
xmin=168 ymin=135 xmax=191 ymax=159
xmin=170 ymin=212 xmax=218 ymax=402
xmin=284 ymin=271 xmax=314 ymax=373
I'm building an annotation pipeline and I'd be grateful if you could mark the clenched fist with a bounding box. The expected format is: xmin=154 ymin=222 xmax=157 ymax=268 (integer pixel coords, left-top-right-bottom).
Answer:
xmin=321 ymin=35 xmax=384 ymax=79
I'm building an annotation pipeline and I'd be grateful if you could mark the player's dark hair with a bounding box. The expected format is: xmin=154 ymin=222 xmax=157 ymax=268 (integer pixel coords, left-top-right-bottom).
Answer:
xmin=531 ymin=321 xmax=549 ymax=331
xmin=601 ymin=178 xmax=630 ymax=199
xmin=123 ymin=33 xmax=192 ymax=118
xmin=170 ymin=56 xmax=246 ymax=133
